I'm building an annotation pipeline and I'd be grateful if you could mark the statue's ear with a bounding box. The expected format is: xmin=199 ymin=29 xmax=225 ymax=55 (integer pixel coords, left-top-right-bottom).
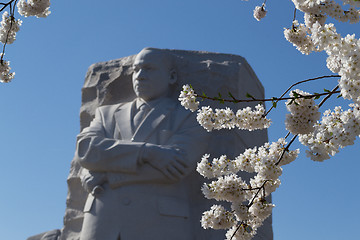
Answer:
xmin=169 ymin=69 xmax=177 ymax=84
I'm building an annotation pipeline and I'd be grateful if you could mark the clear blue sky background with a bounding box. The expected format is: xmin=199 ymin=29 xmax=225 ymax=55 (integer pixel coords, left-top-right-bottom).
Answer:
xmin=0 ymin=1 xmax=359 ymax=239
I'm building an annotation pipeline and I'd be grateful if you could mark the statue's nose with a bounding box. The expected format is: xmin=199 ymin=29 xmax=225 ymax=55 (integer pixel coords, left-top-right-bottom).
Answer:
xmin=136 ymin=69 xmax=146 ymax=80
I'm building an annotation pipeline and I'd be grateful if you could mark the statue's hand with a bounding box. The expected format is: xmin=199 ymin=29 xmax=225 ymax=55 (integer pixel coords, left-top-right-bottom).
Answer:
xmin=80 ymin=171 xmax=107 ymax=194
xmin=143 ymin=144 xmax=188 ymax=181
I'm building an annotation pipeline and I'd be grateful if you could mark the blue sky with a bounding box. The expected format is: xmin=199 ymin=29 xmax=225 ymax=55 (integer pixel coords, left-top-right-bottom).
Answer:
xmin=0 ymin=1 xmax=359 ymax=239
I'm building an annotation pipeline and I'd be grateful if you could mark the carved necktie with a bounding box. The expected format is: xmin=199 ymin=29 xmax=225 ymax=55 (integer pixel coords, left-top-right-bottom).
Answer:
xmin=133 ymin=103 xmax=150 ymax=130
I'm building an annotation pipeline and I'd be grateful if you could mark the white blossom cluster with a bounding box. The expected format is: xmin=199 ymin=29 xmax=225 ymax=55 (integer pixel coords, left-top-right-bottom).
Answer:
xmin=253 ymin=5 xmax=267 ymax=21
xmin=0 ymin=12 xmax=19 ymax=82
xmin=284 ymin=20 xmax=315 ymax=55
xmin=197 ymin=154 xmax=239 ymax=179
xmin=0 ymin=11 xmax=22 ymax=44
xmin=182 ymin=1 xmax=360 ymax=239
xmin=299 ymin=103 xmax=360 ymax=161
xmin=285 ymin=89 xmax=321 ymax=134
xmin=202 ymin=174 xmax=248 ymax=202
xmin=201 ymin=205 xmax=236 ymax=230
xmin=179 ymin=85 xmax=271 ymax=132
xmin=283 ymin=1 xmax=360 ymax=103
xmin=0 ymin=58 xmax=14 ymax=83
xmin=292 ymin=0 xmax=360 ymax=24
xmin=196 ymin=104 xmax=271 ymax=132
xmin=284 ymin=0 xmax=360 ymax=54
xmin=178 ymin=84 xmax=199 ymax=112
xmin=342 ymin=0 xmax=360 ymax=7
xmin=311 ymin=23 xmax=360 ymax=103
xmin=197 ymin=138 xmax=299 ymax=239
xmin=0 ymin=0 xmax=51 ymax=83
xmin=225 ymin=224 xmax=255 ymax=240
xmin=17 ymin=0 xmax=51 ymax=18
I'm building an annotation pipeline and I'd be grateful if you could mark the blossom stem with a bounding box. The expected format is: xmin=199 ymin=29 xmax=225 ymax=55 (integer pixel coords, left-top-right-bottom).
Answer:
xmin=264 ymin=75 xmax=340 ymax=117
xmin=275 ymin=134 xmax=297 ymax=166
xmin=229 ymin=180 xmax=269 ymax=239
xmin=230 ymin=223 xmax=242 ymax=240
xmin=318 ymin=85 xmax=339 ymax=108
xmin=0 ymin=1 xmax=16 ymax=12
xmin=293 ymin=7 xmax=297 ymax=22
xmin=284 ymin=132 xmax=291 ymax=139
xmin=247 ymin=180 xmax=268 ymax=208
xmin=197 ymin=89 xmax=340 ymax=103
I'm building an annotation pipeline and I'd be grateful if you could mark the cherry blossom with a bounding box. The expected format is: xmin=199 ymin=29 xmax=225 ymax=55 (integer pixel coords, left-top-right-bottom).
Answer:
xmin=253 ymin=5 xmax=267 ymax=21
xmin=0 ymin=0 xmax=51 ymax=83
xmin=17 ymin=0 xmax=51 ymax=18
xmin=0 ymin=11 xmax=22 ymax=44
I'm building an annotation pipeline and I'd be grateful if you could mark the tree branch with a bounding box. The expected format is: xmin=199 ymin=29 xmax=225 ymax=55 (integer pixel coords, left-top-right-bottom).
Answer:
xmin=0 ymin=0 xmax=18 ymax=63
xmin=275 ymin=85 xmax=340 ymax=166
xmin=0 ymin=0 xmax=16 ymax=13
xmin=197 ymin=89 xmax=340 ymax=104
xmin=264 ymin=75 xmax=340 ymax=116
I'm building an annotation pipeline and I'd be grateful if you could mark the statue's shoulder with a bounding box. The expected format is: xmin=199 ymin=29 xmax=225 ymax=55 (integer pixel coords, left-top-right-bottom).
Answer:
xmin=170 ymin=100 xmax=197 ymax=127
xmin=171 ymin=100 xmax=194 ymax=116
xmin=161 ymin=98 xmax=191 ymax=116
xmin=97 ymin=101 xmax=132 ymax=115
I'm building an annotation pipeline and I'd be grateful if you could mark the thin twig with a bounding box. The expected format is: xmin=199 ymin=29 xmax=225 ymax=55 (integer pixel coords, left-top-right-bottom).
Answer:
xmin=230 ymin=179 xmax=268 ymax=239
xmin=196 ymin=75 xmax=339 ymax=106
xmin=11 ymin=0 xmax=17 ymax=16
xmin=318 ymin=85 xmax=339 ymax=107
xmin=198 ymin=90 xmax=340 ymax=104
xmin=0 ymin=0 xmax=15 ymax=13
xmin=247 ymin=180 xmax=268 ymax=207
xmin=284 ymin=132 xmax=291 ymax=139
xmin=264 ymin=75 xmax=339 ymax=116
xmin=230 ymin=224 xmax=242 ymax=240
xmin=293 ymin=7 xmax=297 ymax=22
xmin=275 ymin=134 xmax=297 ymax=166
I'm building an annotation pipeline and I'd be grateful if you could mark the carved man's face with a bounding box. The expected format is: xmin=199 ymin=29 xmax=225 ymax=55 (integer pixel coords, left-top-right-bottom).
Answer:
xmin=132 ymin=49 xmax=176 ymax=101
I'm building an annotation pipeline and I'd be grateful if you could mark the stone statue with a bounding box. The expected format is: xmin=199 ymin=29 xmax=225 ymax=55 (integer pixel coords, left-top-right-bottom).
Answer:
xmin=27 ymin=48 xmax=273 ymax=240
xmin=75 ymin=47 xmax=210 ymax=240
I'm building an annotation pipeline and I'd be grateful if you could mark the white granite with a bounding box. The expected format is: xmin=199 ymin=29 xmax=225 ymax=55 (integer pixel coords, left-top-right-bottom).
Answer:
xmin=28 ymin=48 xmax=272 ymax=240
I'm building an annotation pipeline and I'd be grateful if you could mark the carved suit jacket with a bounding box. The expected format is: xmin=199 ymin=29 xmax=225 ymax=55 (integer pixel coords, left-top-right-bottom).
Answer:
xmin=75 ymin=98 xmax=210 ymax=239
xmin=76 ymin=97 xmax=208 ymax=185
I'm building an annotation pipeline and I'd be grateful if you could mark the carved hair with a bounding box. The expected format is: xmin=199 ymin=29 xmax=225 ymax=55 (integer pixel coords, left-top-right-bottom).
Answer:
xmin=140 ymin=47 xmax=177 ymax=72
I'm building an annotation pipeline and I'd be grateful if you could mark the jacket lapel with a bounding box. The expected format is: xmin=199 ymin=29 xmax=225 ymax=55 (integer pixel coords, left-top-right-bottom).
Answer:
xmin=132 ymin=98 xmax=176 ymax=142
xmin=114 ymin=101 xmax=134 ymax=141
